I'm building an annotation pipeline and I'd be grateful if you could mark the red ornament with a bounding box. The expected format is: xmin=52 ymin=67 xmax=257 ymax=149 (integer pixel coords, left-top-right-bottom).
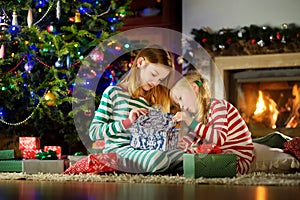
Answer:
xmin=251 ymin=39 xmax=256 ymax=44
xmin=226 ymin=38 xmax=232 ymax=45
xmin=276 ymin=32 xmax=282 ymax=40
xmin=201 ymin=38 xmax=207 ymax=43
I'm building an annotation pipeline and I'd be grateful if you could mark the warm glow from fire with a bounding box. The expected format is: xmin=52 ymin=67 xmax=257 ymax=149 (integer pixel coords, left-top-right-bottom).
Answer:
xmin=255 ymin=186 xmax=267 ymax=200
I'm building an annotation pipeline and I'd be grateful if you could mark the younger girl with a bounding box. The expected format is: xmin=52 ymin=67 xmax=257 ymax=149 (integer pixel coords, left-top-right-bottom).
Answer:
xmin=89 ymin=45 xmax=184 ymax=173
xmin=171 ymin=71 xmax=254 ymax=174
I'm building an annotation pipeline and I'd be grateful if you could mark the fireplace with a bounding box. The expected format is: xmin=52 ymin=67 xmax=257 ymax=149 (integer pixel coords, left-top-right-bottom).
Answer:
xmin=214 ymin=52 xmax=300 ymax=138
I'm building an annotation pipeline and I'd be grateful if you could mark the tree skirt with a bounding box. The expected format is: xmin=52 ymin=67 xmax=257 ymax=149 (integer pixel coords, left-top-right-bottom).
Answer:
xmin=0 ymin=172 xmax=300 ymax=186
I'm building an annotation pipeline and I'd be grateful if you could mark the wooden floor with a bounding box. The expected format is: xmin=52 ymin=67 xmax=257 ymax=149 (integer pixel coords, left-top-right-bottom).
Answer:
xmin=1 ymin=180 xmax=299 ymax=200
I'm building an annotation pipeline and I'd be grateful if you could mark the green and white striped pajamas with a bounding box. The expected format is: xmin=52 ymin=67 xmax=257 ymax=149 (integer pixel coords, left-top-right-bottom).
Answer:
xmin=89 ymin=86 xmax=183 ymax=173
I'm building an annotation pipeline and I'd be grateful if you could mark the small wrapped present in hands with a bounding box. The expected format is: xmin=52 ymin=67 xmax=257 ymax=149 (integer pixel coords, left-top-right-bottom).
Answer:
xmin=196 ymin=143 xmax=222 ymax=154
xmin=129 ymin=109 xmax=180 ymax=151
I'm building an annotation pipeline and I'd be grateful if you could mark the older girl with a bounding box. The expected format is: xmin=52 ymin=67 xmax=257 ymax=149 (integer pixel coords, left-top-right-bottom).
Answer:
xmin=89 ymin=46 xmax=183 ymax=173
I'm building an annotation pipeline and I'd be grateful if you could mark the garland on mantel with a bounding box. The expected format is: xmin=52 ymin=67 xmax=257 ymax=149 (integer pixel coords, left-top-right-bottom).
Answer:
xmin=190 ymin=23 xmax=300 ymax=57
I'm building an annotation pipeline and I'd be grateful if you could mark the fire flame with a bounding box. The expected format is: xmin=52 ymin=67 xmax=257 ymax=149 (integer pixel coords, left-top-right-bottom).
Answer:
xmin=253 ymin=90 xmax=279 ymax=129
xmin=254 ymin=91 xmax=266 ymax=115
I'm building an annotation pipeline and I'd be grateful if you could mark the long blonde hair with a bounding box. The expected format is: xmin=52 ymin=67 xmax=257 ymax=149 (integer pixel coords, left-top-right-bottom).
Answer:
xmin=172 ymin=71 xmax=211 ymax=123
xmin=119 ymin=45 xmax=175 ymax=112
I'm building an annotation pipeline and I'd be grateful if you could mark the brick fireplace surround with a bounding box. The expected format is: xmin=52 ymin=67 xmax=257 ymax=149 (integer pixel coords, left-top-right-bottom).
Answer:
xmin=213 ymin=52 xmax=300 ymax=137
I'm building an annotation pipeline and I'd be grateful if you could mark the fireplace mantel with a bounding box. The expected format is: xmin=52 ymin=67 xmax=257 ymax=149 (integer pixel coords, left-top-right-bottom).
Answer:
xmin=213 ymin=52 xmax=300 ymax=99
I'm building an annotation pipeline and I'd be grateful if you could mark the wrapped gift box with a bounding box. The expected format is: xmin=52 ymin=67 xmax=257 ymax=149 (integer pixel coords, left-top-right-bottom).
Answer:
xmin=44 ymin=146 xmax=62 ymax=159
xmin=183 ymin=153 xmax=237 ymax=178
xmin=0 ymin=160 xmax=22 ymax=172
xmin=19 ymin=137 xmax=40 ymax=150
xmin=129 ymin=109 xmax=180 ymax=151
xmin=21 ymin=149 xmax=42 ymax=159
xmin=22 ymin=159 xmax=65 ymax=174
xmin=0 ymin=149 xmax=15 ymax=160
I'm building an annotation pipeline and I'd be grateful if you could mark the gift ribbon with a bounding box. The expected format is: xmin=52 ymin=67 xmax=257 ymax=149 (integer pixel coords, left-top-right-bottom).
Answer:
xmin=196 ymin=144 xmax=222 ymax=154
xmin=36 ymin=150 xmax=58 ymax=160
xmin=74 ymin=151 xmax=84 ymax=156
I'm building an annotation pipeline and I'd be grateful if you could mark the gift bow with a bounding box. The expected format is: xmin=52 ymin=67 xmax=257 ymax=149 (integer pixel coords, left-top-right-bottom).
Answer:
xmin=36 ymin=150 xmax=58 ymax=160
xmin=196 ymin=144 xmax=222 ymax=154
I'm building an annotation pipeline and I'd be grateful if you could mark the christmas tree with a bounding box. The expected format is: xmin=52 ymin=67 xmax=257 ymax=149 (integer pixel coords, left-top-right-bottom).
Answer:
xmin=0 ymin=0 xmax=132 ymax=154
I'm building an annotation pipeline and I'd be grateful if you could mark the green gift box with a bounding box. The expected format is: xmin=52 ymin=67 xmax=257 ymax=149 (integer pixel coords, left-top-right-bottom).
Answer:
xmin=183 ymin=153 xmax=237 ymax=178
xmin=0 ymin=149 xmax=15 ymax=160
xmin=0 ymin=160 xmax=22 ymax=172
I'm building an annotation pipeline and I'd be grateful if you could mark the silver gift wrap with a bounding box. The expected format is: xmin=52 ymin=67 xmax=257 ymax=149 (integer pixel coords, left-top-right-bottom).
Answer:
xmin=129 ymin=109 xmax=180 ymax=151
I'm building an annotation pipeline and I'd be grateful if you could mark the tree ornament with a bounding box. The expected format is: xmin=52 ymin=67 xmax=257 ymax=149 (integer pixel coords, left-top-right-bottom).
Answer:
xmin=0 ymin=44 xmax=4 ymax=59
xmin=27 ymin=8 xmax=33 ymax=28
xmin=44 ymin=91 xmax=56 ymax=106
xmin=46 ymin=23 xmax=56 ymax=33
xmin=66 ymin=54 xmax=71 ymax=68
xmin=55 ymin=57 xmax=64 ymax=68
xmin=9 ymin=25 xmax=19 ymax=35
xmin=74 ymin=10 xmax=81 ymax=23
xmin=24 ymin=57 xmax=34 ymax=72
xmin=36 ymin=0 xmax=46 ymax=9
xmin=0 ymin=13 xmax=9 ymax=31
xmin=56 ymin=0 xmax=61 ymax=20
xmin=12 ymin=10 xmax=18 ymax=26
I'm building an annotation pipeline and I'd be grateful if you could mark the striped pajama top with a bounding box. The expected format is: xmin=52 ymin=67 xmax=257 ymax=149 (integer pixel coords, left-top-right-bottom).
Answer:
xmin=185 ymin=99 xmax=255 ymax=174
xmin=89 ymin=85 xmax=184 ymax=173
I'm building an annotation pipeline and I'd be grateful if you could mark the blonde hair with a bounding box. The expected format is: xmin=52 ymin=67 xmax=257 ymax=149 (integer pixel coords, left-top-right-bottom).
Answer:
xmin=119 ymin=45 xmax=175 ymax=112
xmin=172 ymin=71 xmax=211 ymax=123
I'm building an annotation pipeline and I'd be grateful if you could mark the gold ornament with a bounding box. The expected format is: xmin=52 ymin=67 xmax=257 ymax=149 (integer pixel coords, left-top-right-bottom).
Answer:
xmin=74 ymin=10 xmax=81 ymax=23
xmin=44 ymin=91 xmax=56 ymax=106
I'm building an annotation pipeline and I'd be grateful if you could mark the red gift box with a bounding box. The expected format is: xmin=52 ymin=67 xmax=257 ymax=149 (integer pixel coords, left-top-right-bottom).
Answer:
xmin=21 ymin=149 xmax=42 ymax=159
xmin=64 ymin=152 xmax=118 ymax=174
xmin=44 ymin=146 xmax=62 ymax=159
xmin=19 ymin=137 xmax=40 ymax=150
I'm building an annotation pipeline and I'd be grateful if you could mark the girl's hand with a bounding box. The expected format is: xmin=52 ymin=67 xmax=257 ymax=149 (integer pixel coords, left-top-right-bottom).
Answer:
xmin=172 ymin=112 xmax=183 ymax=122
xmin=128 ymin=108 xmax=148 ymax=123
xmin=172 ymin=111 xmax=193 ymax=126
xmin=177 ymin=137 xmax=187 ymax=150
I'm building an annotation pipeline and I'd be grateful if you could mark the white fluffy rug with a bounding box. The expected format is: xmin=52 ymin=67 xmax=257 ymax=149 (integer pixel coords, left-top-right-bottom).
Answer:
xmin=1 ymin=172 xmax=300 ymax=186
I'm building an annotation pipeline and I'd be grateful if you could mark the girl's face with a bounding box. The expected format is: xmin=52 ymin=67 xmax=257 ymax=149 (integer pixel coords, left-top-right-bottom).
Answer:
xmin=138 ymin=58 xmax=171 ymax=91
xmin=172 ymin=85 xmax=199 ymax=114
